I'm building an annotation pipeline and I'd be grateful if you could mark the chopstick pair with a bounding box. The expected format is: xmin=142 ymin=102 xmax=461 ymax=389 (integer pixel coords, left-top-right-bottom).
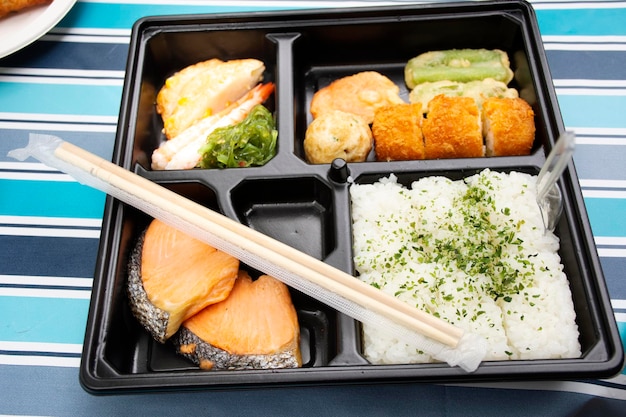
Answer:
xmin=8 ymin=133 xmax=487 ymax=372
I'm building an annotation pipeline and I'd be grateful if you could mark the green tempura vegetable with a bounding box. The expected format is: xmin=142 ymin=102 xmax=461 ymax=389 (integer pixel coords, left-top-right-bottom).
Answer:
xmin=404 ymin=49 xmax=514 ymax=89
xmin=198 ymin=104 xmax=277 ymax=169
xmin=408 ymin=78 xmax=518 ymax=113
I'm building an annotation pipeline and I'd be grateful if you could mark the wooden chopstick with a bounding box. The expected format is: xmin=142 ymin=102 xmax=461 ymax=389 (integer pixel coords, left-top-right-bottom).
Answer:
xmin=55 ymin=141 xmax=464 ymax=348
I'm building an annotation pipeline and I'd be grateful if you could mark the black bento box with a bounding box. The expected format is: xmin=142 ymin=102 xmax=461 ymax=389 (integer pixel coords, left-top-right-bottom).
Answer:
xmin=79 ymin=0 xmax=624 ymax=393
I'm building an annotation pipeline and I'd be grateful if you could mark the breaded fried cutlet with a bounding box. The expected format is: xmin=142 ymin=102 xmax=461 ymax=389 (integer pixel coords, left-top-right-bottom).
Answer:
xmin=422 ymin=95 xmax=484 ymax=159
xmin=310 ymin=71 xmax=405 ymax=125
xmin=482 ymin=97 xmax=535 ymax=156
xmin=0 ymin=0 xmax=51 ymax=17
xmin=156 ymin=58 xmax=265 ymax=139
xmin=372 ymin=103 xmax=425 ymax=161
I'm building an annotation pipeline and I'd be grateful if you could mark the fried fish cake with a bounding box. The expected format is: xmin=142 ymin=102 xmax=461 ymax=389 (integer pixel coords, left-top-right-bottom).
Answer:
xmin=310 ymin=71 xmax=405 ymax=125
xmin=482 ymin=97 xmax=535 ymax=156
xmin=156 ymin=58 xmax=265 ymax=139
xmin=422 ymin=95 xmax=484 ymax=159
xmin=372 ymin=103 xmax=425 ymax=161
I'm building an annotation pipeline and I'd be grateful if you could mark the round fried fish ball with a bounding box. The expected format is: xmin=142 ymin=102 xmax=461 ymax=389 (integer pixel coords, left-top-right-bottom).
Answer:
xmin=304 ymin=110 xmax=373 ymax=164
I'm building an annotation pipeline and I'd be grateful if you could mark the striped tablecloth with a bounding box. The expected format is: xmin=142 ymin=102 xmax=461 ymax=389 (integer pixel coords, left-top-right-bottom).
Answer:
xmin=1 ymin=1 xmax=625 ymax=415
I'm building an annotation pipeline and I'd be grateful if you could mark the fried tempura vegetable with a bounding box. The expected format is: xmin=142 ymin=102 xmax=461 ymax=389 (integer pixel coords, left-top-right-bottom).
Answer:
xmin=422 ymin=95 xmax=484 ymax=159
xmin=482 ymin=97 xmax=535 ymax=156
xmin=304 ymin=110 xmax=373 ymax=164
xmin=405 ymin=49 xmax=514 ymax=89
xmin=310 ymin=71 xmax=405 ymax=124
xmin=372 ymin=104 xmax=425 ymax=161
xmin=408 ymin=78 xmax=518 ymax=113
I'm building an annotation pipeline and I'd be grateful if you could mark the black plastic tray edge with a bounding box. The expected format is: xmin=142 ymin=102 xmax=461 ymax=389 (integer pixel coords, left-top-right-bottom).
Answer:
xmin=79 ymin=0 xmax=625 ymax=394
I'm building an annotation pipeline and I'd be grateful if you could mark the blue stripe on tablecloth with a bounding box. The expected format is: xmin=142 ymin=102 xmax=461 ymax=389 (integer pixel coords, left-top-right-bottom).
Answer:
xmin=619 ymin=323 xmax=626 ymax=361
xmin=535 ymin=7 xmax=626 ymax=36
xmin=0 ymin=180 xmax=105 ymax=218
xmin=0 ymin=130 xmax=115 ymax=162
xmin=601 ymin=258 xmax=626 ymax=300
xmin=0 ymin=236 xmax=100 ymax=277
xmin=0 ymin=80 xmax=122 ymax=117
xmin=546 ymin=50 xmax=626 ymax=80
xmin=0 ymin=297 xmax=89 ymax=344
xmin=1 ymin=40 xmax=130 ymax=71
xmin=574 ymin=144 xmax=626 ymax=181
xmin=558 ymin=95 xmax=626 ymax=129
xmin=583 ymin=198 xmax=626 ymax=237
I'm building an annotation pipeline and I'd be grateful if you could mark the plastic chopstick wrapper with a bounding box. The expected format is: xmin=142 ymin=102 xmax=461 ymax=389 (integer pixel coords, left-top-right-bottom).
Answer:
xmin=9 ymin=133 xmax=488 ymax=372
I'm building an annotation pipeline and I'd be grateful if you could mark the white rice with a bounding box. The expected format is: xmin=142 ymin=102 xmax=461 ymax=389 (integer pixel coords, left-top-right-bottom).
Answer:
xmin=350 ymin=169 xmax=581 ymax=364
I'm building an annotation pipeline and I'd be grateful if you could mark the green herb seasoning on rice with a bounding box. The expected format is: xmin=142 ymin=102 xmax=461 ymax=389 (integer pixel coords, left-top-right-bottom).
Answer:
xmin=350 ymin=169 xmax=581 ymax=364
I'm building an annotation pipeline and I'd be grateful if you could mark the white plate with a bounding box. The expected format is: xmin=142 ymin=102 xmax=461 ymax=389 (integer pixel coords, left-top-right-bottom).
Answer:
xmin=0 ymin=0 xmax=77 ymax=59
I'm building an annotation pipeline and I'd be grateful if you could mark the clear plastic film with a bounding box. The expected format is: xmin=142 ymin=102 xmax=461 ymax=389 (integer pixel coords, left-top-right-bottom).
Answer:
xmin=8 ymin=133 xmax=487 ymax=372
xmin=536 ymin=131 xmax=576 ymax=232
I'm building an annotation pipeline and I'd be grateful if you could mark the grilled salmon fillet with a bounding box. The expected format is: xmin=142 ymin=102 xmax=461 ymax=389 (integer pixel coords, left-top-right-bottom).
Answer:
xmin=156 ymin=58 xmax=265 ymax=139
xmin=174 ymin=271 xmax=301 ymax=370
xmin=127 ymin=219 xmax=239 ymax=343
xmin=422 ymin=94 xmax=484 ymax=159
xmin=0 ymin=0 xmax=51 ymax=17
xmin=482 ymin=97 xmax=535 ymax=156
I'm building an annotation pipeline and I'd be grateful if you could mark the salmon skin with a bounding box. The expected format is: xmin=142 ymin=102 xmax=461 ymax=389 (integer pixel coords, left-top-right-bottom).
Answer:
xmin=173 ymin=271 xmax=302 ymax=370
xmin=127 ymin=230 xmax=169 ymax=342
xmin=127 ymin=219 xmax=239 ymax=343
